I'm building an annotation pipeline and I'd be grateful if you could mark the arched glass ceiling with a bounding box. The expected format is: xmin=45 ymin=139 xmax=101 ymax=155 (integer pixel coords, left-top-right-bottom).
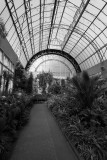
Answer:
xmin=0 ymin=0 xmax=107 ymax=71
xmin=29 ymin=54 xmax=76 ymax=78
xmin=36 ymin=61 xmax=72 ymax=79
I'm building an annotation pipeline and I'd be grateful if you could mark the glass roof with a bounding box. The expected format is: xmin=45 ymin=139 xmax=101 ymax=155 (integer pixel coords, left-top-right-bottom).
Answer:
xmin=0 ymin=0 xmax=107 ymax=71
xmin=29 ymin=54 xmax=76 ymax=78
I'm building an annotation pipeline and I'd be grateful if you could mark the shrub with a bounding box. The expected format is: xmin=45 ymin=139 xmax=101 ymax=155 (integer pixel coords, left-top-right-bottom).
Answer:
xmin=0 ymin=93 xmax=34 ymax=159
xmin=47 ymin=71 xmax=107 ymax=160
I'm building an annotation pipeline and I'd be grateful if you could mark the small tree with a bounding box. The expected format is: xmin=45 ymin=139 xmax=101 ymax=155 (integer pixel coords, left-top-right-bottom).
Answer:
xmin=2 ymin=70 xmax=13 ymax=94
xmin=71 ymin=71 xmax=106 ymax=127
xmin=45 ymin=72 xmax=53 ymax=87
xmin=61 ymin=79 xmax=65 ymax=88
xmin=2 ymin=70 xmax=7 ymax=94
xmin=26 ymin=72 xmax=33 ymax=94
xmin=72 ymin=71 xmax=105 ymax=111
xmin=5 ymin=72 xmax=13 ymax=93
xmin=0 ymin=75 xmax=2 ymax=89
xmin=0 ymin=18 xmax=7 ymax=40
xmin=13 ymin=61 xmax=27 ymax=92
xmin=37 ymin=71 xmax=53 ymax=94
xmin=33 ymin=79 xmax=38 ymax=94
xmin=48 ymin=81 xmax=61 ymax=95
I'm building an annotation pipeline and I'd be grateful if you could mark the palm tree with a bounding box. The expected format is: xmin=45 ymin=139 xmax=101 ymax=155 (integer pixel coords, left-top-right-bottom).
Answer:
xmin=72 ymin=71 xmax=105 ymax=111
xmin=71 ymin=71 xmax=106 ymax=127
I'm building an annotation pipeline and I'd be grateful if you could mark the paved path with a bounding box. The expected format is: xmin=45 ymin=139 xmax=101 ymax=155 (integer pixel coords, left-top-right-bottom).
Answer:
xmin=10 ymin=103 xmax=78 ymax=160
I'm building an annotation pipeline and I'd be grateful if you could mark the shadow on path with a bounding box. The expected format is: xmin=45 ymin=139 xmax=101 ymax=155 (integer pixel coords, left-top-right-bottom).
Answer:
xmin=10 ymin=103 xmax=78 ymax=160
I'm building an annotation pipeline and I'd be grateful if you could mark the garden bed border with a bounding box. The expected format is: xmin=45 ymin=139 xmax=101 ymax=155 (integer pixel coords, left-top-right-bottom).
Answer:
xmin=47 ymin=102 xmax=83 ymax=160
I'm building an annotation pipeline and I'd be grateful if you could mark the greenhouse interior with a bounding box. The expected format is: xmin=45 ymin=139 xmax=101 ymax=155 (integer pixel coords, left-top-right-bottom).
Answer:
xmin=0 ymin=0 xmax=107 ymax=160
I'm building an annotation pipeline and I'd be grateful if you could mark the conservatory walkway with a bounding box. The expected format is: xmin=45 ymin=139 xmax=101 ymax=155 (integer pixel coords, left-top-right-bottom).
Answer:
xmin=10 ymin=103 xmax=78 ymax=160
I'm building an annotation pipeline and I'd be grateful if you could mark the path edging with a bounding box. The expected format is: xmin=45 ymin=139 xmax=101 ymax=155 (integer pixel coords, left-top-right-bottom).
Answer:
xmin=47 ymin=102 xmax=83 ymax=160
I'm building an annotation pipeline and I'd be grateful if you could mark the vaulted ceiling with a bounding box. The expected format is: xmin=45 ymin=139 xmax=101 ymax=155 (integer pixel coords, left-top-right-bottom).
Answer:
xmin=0 ymin=0 xmax=107 ymax=72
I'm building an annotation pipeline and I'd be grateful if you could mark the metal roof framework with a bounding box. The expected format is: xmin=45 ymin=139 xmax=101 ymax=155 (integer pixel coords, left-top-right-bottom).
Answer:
xmin=30 ymin=54 xmax=75 ymax=78
xmin=26 ymin=49 xmax=81 ymax=72
xmin=35 ymin=59 xmax=73 ymax=74
xmin=0 ymin=0 xmax=107 ymax=73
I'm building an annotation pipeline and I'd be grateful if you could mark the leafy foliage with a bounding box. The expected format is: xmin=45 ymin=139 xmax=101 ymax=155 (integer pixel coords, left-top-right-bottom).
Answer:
xmin=13 ymin=61 xmax=27 ymax=92
xmin=0 ymin=93 xmax=34 ymax=160
xmin=61 ymin=79 xmax=65 ymax=88
xmin=26 ymin=73 xmax=33 ymax=94
xmin=0 ymin=18 xmax=7 ymax=39
xmin=48 ymin=81 xmax=61 ymax=95
xmin=72 ymin=71 xmax=105 ymax=111
xmin=2 ymin=70 xmax=13 ymax=94
xmin=37 ymin=71 xmax=53 ymax=94
xmin=48 ymin=71 xmax=107 ymax=160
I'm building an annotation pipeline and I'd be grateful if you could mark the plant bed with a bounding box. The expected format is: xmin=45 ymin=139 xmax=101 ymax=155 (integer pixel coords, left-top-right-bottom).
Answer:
xmin=47 ymin=93 xmax=107 ymax=160
xmin=47 ymin=100 xmax=83 ymax=160
xmin=0 ymin=94 xmax=34 ymax=160
xmin=47 ymin=103 xmax=83 ymax=160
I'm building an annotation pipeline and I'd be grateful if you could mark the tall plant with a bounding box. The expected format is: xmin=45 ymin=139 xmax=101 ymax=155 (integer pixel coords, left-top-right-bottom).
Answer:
xmin=0 ymin=18 xmax=7 ymax=39
xmin=13 ymin=61 xmax=27 ymax=92
xmin=26 ymin=72 xmax=33 ymax=94
xmin=71 ymin=71 xmax=106 ymax=128
xmin=0 ymin=75 xmax=2 ymax=89
xmin=2 ymin=70 xmax=7 ymax=94
xmin=2 ymin=70 xmax=13 ymax=94
xmin=72 ymin=71 xmax=105 ymax=111
xmin=5 ymin=72 xmax=13 ymax=93
xmin=37 ymin=71 xmax=53 ymax=94
xmin=48 ymin=81 xmax=61 ymax=95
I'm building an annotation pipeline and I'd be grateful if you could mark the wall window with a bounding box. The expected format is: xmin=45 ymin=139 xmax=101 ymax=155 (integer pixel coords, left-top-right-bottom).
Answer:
xmin=0 ymin=48 xmax=14 ymax=74
xmin=0 ymin=48 xmax=14 ymax=93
